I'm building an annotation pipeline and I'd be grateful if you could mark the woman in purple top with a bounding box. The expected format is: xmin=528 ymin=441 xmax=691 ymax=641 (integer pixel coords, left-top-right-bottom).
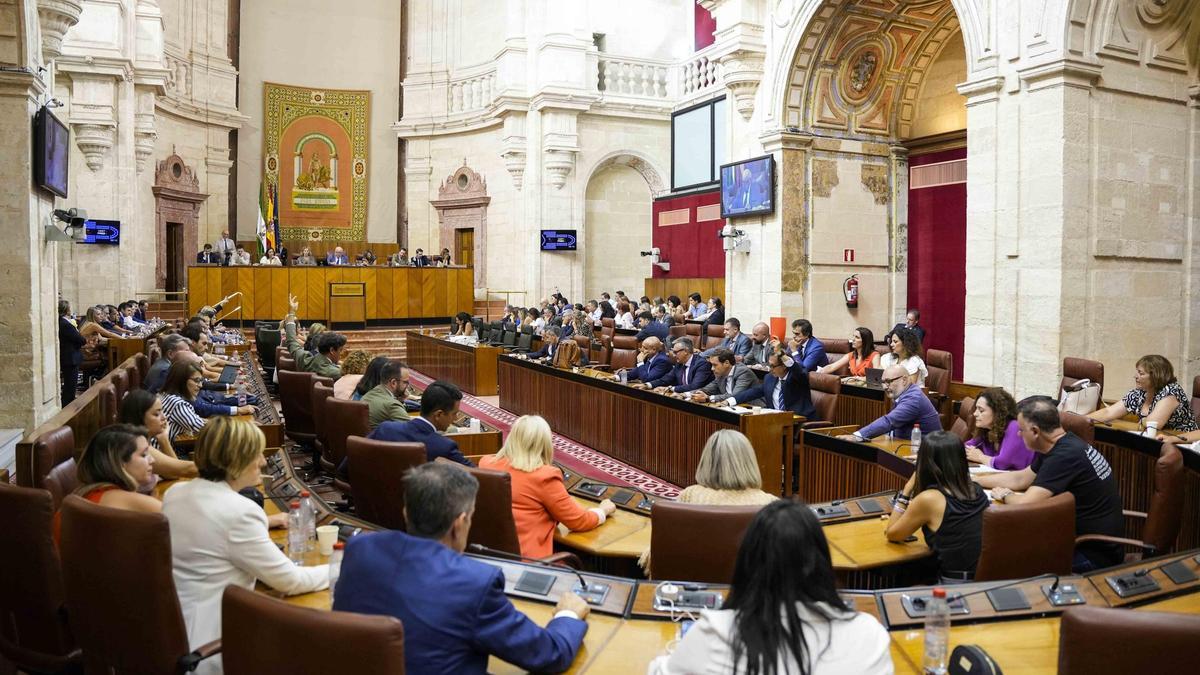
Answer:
xmin=964 ymin=388 xmax=1035 ymax=471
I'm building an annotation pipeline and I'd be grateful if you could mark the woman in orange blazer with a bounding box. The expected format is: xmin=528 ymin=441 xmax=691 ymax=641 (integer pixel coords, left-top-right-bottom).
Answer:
xmin=480 ymin=415 xmax=615 ymax=558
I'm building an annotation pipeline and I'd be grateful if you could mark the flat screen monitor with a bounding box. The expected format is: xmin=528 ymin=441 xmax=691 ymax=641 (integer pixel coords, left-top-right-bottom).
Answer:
xmin=34 ymin=107 xmax=69 ymax=198
xmin=81 ymin=219 xmax=120 ymax=245
xmin=720 ymin=154 xmax=774 ymax=218
xmin=540 ymin=229 xmax=577 ymax=251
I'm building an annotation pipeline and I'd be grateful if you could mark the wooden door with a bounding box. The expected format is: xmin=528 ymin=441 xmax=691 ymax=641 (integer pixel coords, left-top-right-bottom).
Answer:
xmin=165 ymin=222 xmax=185 ymax=292
xmin=455 ymin=228 xmax=474 ymax=267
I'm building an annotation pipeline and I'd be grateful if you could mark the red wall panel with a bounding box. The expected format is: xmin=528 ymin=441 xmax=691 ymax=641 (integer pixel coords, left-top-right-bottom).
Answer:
xmin=695 ymin=4 xmax=716 ymax=51
xmin=907 ymin=147 xmax=967 ymax=378
xmin=652 ymin=189 xmax=725 ymax=279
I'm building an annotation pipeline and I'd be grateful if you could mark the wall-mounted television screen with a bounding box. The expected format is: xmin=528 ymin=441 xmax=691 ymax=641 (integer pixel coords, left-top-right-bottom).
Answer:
xmin=34 ymin=107 xmax=69 ymax=198
xmin=720 ymin=155 xmax=774 ymax=218
xmin=81 ymin=219 xmax=121 ymax=245
xmin=540 ymin=229 xmax=577 ymax=251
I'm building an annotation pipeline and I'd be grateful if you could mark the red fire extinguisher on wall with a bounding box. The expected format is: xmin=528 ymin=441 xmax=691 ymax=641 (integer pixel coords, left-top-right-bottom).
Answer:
xmin=843 ymin=274 xmax=859 ymax=309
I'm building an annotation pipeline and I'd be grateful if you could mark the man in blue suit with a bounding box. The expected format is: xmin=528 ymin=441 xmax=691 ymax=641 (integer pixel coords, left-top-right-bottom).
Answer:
xmin=333 ymin=462 xmax=590 ymax=674
xmin=620 ymin=337 xmax=671 ymax=385
xmin=528 ymin=325 xmax=588 ymax=365
xmin=700 ymin=317 xmax=752 ymax=359
xmin=633 ymin=311 xmax=669 ymax=342
xmin=647 ymin=337 xmax=713 ymax=393
xmin=790 ymin=318 xmax=827 ymax=372
xmin=729 ymin=344 xmax=816 ymax=419
xmin=363 ymin=380 xmax=473 ymax=467
xmin=325 ymin=246 xmax=350 ymax=266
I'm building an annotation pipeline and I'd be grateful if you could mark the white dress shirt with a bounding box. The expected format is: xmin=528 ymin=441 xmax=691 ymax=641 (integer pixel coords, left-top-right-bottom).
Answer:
xmin=881 ymin=353 xmax=929 ymax=387
xmin=163 ymin=479 xmax=328 ymax=674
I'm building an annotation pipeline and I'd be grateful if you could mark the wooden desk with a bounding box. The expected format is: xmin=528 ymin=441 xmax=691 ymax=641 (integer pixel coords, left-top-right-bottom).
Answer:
xmin=890 ymin=617 xmax=1062 ymax=675
xmin=108 ymin=336 xmax=148 ymax=371
xmin=498 ymin=356 xmax=794 ymax=493
xmin=793 ymin=427 xmax=914 ymax=502
xmin=834 ymin=380 xmax=891 ymax=428
xmin=186 ymin=265 xmax=473 ymax=321
xmin=406 ymin=331 xmax=501 ymax=396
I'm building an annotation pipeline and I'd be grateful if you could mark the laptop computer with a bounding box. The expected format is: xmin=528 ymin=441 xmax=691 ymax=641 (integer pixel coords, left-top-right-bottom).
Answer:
xmin=864 ymin=367 xmax=884 ymax=387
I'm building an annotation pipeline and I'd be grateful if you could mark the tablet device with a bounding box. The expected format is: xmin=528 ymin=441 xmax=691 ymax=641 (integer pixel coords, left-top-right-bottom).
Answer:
xmin=865 ymin=368 xmax=884 ymax=386
xmin=986 ymin=587 xmax=1031 ymax=612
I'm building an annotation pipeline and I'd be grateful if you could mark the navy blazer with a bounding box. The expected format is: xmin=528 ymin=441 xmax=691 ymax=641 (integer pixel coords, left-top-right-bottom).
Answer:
xmin=656 ymin=355 xmax=714 ymax=392
xmin=734 ymin=355 xmax=816 ymax=418
xmin=333 ymin=531 xmax=587 ymax=674
xmin=634 ymin=322 xmax=669 ymax=342
xmin=367 ymin=418 xmax=472 ymax=466
xmin=628 ymin=352 xmax=672 ymax=384
xmin=793 ymin=337 xmax=827 ymax=373
xmin=59 ymin=317 xmax=86 ymax=368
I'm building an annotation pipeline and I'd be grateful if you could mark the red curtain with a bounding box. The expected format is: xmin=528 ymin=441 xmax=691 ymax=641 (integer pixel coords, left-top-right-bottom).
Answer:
xmin=694 ymin=4 xmax=716 ymax=51
xmin=651 ymin=189 xmax=725 ymax=279
xmin=907 ymin=147 xmax=966 ymax=378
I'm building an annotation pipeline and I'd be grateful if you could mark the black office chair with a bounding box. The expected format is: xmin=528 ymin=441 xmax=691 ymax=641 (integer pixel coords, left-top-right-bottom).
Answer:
xmin=484 ymin=322 xmax=505 ymax=345
xmin=472 ymin=318 xmax=485 ymax=336
xmin=511 ymin=326 xmax=534 ymax=353
xmin=501 ymin=326 xmax=518 ymax=348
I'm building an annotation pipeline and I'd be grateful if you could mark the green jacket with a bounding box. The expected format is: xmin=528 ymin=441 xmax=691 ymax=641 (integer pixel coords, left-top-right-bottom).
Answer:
xmin=361 ymin=384 xmax=411 ymax=429
xmin=283 ymin=320 xmax=343 ymax=380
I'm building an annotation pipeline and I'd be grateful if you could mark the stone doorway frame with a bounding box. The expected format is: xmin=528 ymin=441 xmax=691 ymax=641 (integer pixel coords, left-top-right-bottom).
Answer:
xmin=152 ymin=152 xmax=208 ymax=290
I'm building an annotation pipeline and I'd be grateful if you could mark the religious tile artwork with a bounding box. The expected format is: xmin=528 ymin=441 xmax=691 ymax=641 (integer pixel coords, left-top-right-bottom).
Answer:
xmin=263 ymin=82 xmax=370 ymax=241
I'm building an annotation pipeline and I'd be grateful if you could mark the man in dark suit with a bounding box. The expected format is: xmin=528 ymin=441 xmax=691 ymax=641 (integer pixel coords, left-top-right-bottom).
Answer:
xmin=742 ymin=321 xmax=772 ymax=366
xmin=790 ymin=318 xmax=827 ymax=373
xmin=700 ymin=318 xmax=751 ymax=359
xmin=195 ymin=244 xmax=221 ymax=264
xmin=528 ymin=326 xmax=588 ymax=366
xmin=58 ymin=301 xmax=86 ymax=405
xmin=693 ymin=349 xmax=761 ymax=404
xmin=365 ymin=380 xmax=473 ymax=466
xmin=885 ymin=309 xmax=927 ymax=347
xmin=645 ymin=337 xmax=713 ymax=393
xmin=620 ymin=337 xmax=671 ymax=385
xmin=412 ymin=248 xmax=432 ymax=267
xmin=333 ymin=462 xmax=590 ymax=674
xmin=730 ymin=344 xmax=816 ymax=418
xmin=633 ymin=311 xmax=668 ymax=342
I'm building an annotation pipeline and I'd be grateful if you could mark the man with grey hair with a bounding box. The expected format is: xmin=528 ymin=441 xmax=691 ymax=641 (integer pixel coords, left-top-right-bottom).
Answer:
xmin=646 ymin=337 xmax=713 ymax=393
xmin=333 ymin=462 xmax=590 ymax=673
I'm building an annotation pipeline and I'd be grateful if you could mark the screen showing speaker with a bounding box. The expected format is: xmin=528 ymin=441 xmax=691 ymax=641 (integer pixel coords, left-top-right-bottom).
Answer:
xmin=540 ymin=230 xmax=577 ymax=251
xmin=81 ymin=219 xmax=121 ymax=245
xmin=34 ymin=107 xmax=69 ymax=198
xmin=720 ymin=155 xmax=774 ymax=218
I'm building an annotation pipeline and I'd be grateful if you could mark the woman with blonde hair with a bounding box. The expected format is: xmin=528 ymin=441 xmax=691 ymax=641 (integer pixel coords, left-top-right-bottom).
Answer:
xmin=480 ymin=415 xmax=615 ymax=558
xmin=1089 ymin=354 xmax=1198 ymax=433
xmin=333 ymin=349 xmax=373 ymax=399
xmin=163 ymin=417 xmax=328 ymax=674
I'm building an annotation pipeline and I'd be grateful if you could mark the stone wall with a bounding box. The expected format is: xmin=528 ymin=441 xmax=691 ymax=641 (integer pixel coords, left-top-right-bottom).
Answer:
xmin=584 ymin=165 xmax=654 ymax=300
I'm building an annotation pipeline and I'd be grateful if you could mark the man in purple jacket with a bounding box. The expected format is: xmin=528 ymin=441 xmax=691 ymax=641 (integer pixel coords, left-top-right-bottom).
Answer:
xmin=838 ymin=365 xmax=942 ymax=441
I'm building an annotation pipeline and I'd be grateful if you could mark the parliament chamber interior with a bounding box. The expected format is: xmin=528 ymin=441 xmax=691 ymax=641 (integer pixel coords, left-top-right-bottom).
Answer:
xmin=5 ymin=1 xmax=1200 ymax=674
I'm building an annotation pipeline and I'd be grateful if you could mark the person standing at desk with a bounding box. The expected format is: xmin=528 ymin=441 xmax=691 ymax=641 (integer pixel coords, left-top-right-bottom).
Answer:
xmin=213 ymin=229 xmax=235 ymax=264
xmin=885 ymin=308 xmax=926 ymax=346
xmin=728 ymin=344 xmax=816 ymax=419
xmin=837 ymin=365 xmax=942 ymax=442
xmin=619 ymin=336 xmax=672 ymax=384
xmin=977 ymin=397 xmax=1124 ymax=572
xmin=333 ymin=462 xmax=591 ymax=674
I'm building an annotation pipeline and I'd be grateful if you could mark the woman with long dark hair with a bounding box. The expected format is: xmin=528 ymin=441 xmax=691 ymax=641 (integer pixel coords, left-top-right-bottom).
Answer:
xmin=819 ymin=326 xmax=880 ymax=377
xmin=649 ymin=500 xmax=891 ymax=674
xmin=353 ymin=356 xmax=394 ymax=400
xmin=886 ymin=430 xmax=988 ymax=583
xmin=880 ymin=326 xmax=927 ymax=386
xmin=964 ymin=387 xmax=1035 ymax=470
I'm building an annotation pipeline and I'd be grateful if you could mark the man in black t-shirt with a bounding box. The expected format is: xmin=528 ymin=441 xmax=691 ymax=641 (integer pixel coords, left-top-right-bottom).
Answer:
xmin=976 ymin=397 xmax=1124 ymax=571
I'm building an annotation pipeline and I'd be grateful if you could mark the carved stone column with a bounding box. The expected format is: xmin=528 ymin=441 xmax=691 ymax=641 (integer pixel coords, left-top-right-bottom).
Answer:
xmin=36 ymin=0 xmax=82 ymax=62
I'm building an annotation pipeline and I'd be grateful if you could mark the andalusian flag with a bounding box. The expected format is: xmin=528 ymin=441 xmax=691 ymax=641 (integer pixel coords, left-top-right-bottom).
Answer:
xmin=256 ymin=181 xmax=269 ymax=257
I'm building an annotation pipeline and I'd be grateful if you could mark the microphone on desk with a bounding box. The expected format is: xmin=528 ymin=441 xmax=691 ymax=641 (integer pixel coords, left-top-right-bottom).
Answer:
xmin=943 ymin=573 xmax=1059 ymax=605
xmin=830 ymin=488 xmax=899 ymax=507
xmin=467 ymin=543 xmax=611 ymax=605
xmin=571 ymin=477 xmax=652 ymax=509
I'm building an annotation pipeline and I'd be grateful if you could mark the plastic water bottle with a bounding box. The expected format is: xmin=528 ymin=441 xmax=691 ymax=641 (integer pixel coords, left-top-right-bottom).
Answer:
xmin=299 ymin=490 xmax=316 ymax=551
xmin=910 ymin=426 xmax=922 ymax=457
xmin=287 ymin=501 xmax=305 ymax=565
xmin=923 ymin=587 xmax=950 ymax=674
xmin=328 ymin=542 xmax=344 ymax=605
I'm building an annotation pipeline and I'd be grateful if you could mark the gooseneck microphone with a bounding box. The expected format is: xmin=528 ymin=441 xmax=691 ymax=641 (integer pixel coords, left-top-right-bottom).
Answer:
xmin=468 ymin=543 xmax=611 ymax=605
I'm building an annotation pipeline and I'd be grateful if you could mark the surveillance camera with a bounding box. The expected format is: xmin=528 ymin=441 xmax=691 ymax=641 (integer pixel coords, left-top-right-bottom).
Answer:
xmin=53 ymin=208 xmax=88 ymax=229
xmin=45 ymin=97 xmax=63 ymax=108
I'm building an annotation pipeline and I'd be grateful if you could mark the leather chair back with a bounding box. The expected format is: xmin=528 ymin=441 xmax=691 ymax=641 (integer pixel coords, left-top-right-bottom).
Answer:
xmin=1142 ymin=443 xmax=1185 ymax=555
xmin=516 ymin=329 xmax=534 ymax=352
xmin=808 ymin=372 xmax=841 ymax=423
xmin=0 ymin=484 xmax=79 ymax=672
xmin=59 ymin=495 xmax=193 ymax=674
xmin=950 ymin=396 xmax=976 ymax=442
xmin=147 ymin=340 xmax=162 ymax=364
xmin=600 ymin=318 xmax=615 ymax=331
xmin=925 ymin=349 xmax=953 ymax=397
xmin=462 ymin=464 xmax=522 ymax=555
xmin=685 ymin=323 xmax=702 ymax=341
xmin=1192 ymin=374 xmax=1200 ymax=420
xmin=1058 ymin=605 xmax=1200 ymax=674
xmin=346 ymin=436 xmax=427 ymax=530
xmin=703 ymin=324 xmax=725 ymax=350
xmin=277 ymin=355 xmax=297 ymax=373
xmin=311 ymin=382 xmax=335 ymax=467
xmin=133 ymin=351 xmax=150 ymax=383
xmin=97 ymin=382 xmax=118 ymax=427
xmin=278 ymin=370 xmax=316 ymax=442
xmin=668 ymin=325 xmax=686 ymax=340
xmin=571 ymin=335 xmax=594 ymax=363
xmin=258 ymin=328 xmax=282 ymax=370
xmin=325 ymin=398 xmax=371 ymax=469
xmin=222 ymin=586 xmax=405 ymax=675
xmin=123 ymin=362 xmax=141 ymax=393
xmin=650 ymin=501 xmax=762 ymax=583
xmin=275 ymin=345 xmax=288 ymax=366
xmin=820 ymin=338 xmax=851 ymax=361
xmin=109 ymin=368 xmax=129 ymax=403
xmin=18 ymin=426 xmax=78 ymax=508
xmin=1059 ymin=411 xmax=1095 ymax=447
xmin=609 ymin=335 xmax=640 ymax=371
xmin=1061 ymin=357 xmax=1104 ymax=400
xmin=974 ymin=492 xmax=1075 ymax=581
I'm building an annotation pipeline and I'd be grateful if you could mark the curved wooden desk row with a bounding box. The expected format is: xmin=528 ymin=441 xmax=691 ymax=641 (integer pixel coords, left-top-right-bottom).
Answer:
xmin=405 ymin=331 xmax=502 ymax=396
xmin=497 ymin=355 xmax=795 ymax=492
xmin=257 ymin=448 xmax=1200 ymax=675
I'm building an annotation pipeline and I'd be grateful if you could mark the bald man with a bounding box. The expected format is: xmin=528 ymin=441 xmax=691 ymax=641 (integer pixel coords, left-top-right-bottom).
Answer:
xmin=742 ymin=322 xmax=772 ymax=366
xmin=837 ymin=364 xmax=942 ymax=442
xmin=620 ymin=336 xmax=672 ymax=384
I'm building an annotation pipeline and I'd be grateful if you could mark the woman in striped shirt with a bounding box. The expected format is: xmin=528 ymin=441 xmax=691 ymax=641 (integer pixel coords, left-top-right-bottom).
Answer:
xmin=159 ymin=361 xmax=209 ymax=441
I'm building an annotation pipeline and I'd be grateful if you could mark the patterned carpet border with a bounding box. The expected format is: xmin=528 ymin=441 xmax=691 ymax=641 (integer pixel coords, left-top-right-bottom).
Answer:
xmin=409 ymin=371 xmax=680 ymax=499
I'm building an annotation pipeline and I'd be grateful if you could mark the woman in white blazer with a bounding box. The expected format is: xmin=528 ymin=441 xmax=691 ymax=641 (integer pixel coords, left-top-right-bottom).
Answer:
xmin=647 ymin=500 xmax=892 ymax=675
xmin=163 ymin=417 xmax=328 ymax=674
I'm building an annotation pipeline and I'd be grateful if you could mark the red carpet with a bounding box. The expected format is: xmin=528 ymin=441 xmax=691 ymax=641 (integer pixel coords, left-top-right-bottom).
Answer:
xmin=409 ymin=371 xmax=681 ymax=498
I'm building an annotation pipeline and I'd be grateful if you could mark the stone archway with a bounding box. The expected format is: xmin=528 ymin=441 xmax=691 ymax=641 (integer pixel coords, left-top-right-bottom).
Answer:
xmin=152 ymin=153 xmax=208 ymax=291
xmin=582 ymin=151 xmax=669 ymax=199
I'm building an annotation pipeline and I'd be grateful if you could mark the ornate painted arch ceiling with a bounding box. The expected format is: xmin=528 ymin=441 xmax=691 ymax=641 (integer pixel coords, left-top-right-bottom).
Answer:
xmin=784 ymin=0 xmax=961 ymax=139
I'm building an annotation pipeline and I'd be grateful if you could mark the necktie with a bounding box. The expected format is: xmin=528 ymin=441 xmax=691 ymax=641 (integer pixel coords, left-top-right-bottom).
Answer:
xmin=774 ymin=377 xmax=785 ymax=411
xmin=682 ymin=359 xmax=690 ymax=384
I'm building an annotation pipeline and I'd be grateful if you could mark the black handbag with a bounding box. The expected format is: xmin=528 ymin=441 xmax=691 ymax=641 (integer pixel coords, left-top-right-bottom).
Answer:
xmin=948 ymin=644 xmax=1003 ymax=675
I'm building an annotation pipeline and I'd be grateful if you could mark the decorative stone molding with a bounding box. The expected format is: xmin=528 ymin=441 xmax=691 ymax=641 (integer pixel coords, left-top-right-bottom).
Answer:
xmin=543 ymin=149 xmax=575 ymax=190
xmin=502 ymin=148 xmax=526 ymax=190
xmin=37 ymin=0 xmax=83 ymax=62
xmin=73 ymin=122 xmax=116 ymax=171
xmin=717 ymin=48 xmax=766 ymax=120
xmin=152 ymin=153 xmax=207 ymax=290
xmin=1017 ymin=58 xmax=1103 ymax=92
xmin=430 ymin=164 xmax=490 ymax=287
xmin=134 ymin=86 xmax=156 ymax=173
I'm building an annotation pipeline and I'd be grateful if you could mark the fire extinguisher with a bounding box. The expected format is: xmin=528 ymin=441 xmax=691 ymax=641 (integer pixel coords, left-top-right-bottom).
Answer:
xmin=843 ymin=274 xmax=859 ymax=309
